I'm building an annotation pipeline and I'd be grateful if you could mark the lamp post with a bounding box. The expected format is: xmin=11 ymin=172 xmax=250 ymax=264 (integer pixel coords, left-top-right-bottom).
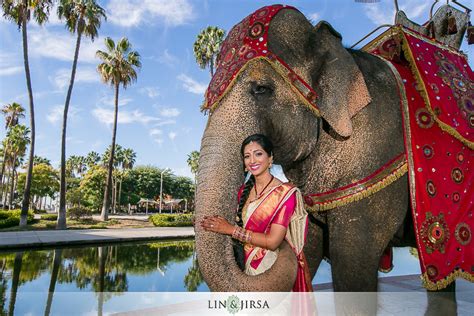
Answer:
xmin=159 ymin=168 xmax=170 ymax=213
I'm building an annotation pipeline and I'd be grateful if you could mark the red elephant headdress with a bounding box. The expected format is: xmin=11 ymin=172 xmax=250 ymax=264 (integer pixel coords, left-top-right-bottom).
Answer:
xmin=202 ymin=4 xmax=321 ymax=117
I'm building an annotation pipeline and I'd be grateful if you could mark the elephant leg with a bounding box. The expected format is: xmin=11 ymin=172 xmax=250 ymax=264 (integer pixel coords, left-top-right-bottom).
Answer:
xmin=328 ymin=179 xmax=408 ymax=292
xmin=328 ymin=204 xmax=380 ymax=292
xmin=425 ymin=281 xmax=457 ymax=316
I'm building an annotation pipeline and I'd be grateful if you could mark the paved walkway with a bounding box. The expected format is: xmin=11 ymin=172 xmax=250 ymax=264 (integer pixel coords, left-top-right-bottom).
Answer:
xmin=0 ymin=227 xmax=195 ymax=250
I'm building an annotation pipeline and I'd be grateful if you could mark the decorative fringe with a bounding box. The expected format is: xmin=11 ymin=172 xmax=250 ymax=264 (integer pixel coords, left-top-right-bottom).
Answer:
xmin=421 ymin=268 xmax=474 ymax=290
xmin=202 ymin=57 xmax=321 ymax=118
xmin=398 ymin=28 xmax=474 ymax=150
xmin=306 ymin=162 xmax=407 ymax=213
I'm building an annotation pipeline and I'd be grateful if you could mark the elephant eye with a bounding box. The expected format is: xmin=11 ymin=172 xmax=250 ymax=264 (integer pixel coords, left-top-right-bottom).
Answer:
xmin=250 ymin=83 xmax=273 ymax=97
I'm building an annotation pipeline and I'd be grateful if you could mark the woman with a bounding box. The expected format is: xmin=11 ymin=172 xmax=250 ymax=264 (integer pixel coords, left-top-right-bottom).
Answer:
xmin=200 ymin=134 xmax=313 ymax=292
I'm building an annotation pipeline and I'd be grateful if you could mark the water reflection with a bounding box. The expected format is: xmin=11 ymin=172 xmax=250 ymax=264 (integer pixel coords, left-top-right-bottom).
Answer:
xmin=0 ymin=239 xmax=206 ymax=315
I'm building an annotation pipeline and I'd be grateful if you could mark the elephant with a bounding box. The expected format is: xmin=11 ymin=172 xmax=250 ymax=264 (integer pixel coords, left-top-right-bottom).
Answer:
xmin=194 ymin=5 xmax=454 ymax=298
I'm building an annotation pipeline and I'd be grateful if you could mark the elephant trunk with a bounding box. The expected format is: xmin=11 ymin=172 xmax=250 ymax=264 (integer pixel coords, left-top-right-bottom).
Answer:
xmin=195 ymin=111 xmax=298 ymax=291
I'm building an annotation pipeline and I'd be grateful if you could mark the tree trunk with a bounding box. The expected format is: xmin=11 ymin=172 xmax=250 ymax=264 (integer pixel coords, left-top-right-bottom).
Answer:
xmin=101 ymin=84 xmax=119 ymax=221
xmin=210 ymin=58 xmax=214 ymax=77
xmin=8 ymin=156 xmax=16 ymax=210
xmin=111 ymin=175 xmax=116 ymax=214
xmin=0 ymin=170 xmax=5 ymax=209
xmin=44 ymin=249 xmax=62 ymax=316
xmin=8 ymin=252 xmax=23 ymax=316
xmin=3 ymin=170 xmax=10 ymax=209
xmin=58 ymin=23 xmax=83 ymax=230
xmin=117 ymin=178 xmax=122 ymax=213
xmin=0 ymin=150 xmax=9 ymax=198
xmin=20 ymin=2 xmax=36 ymax=227
xmin=97 ymin=246 xmax=106 ymax=316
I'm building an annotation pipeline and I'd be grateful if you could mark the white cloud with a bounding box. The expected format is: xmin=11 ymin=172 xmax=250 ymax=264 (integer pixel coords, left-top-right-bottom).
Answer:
xmin=177 ymin=74 xmax=207 ymax=95
xmin=154 ymin=120 xmax=176 ymax=126
xmin=0 ymin=51 xmax=22 ymax=76
xmin=50 ymin=67 xmax=100 ymax=90
xmin=149 ymin=128 xmax=163 ymax=144
xmin=139 ymin=86 xmax=160 ymax=98
xmin=107 ymin=0 xmax=195 ymax=27
xmin=159 ymin=107 xmax=180 ymax=118
xmin=308 ymin=12 xmax=320 ymax=22
xmin=29 ymin=29 xmax=103 ymax=63
xmin=154 ymin=49 xmax=179 ymax=66
xmin=0 ymin=66 xmax=22 ymax=76
xmin=364 ymin=1 xmax=429 ymax=25
xmin=99 ymin=95 xmax=133 ymax=107
xmin=168 ymin=132 xmax=177 ymax=140
xmin=92 ymin=107 xmax=160 ymax=125
xmin=47 ymin=105 xmax=81 ymax=123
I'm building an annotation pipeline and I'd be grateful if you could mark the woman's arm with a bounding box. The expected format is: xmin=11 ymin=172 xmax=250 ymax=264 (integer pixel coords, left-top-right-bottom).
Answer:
xmin=200 ymin=191 xmax=296 ymax=251
xmin=201 ymin=215 xmax=287 ymax=251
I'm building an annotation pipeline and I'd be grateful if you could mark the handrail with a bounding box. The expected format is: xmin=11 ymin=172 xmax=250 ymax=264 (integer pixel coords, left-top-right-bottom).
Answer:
xmin=430 ymin=0 xmax=471 ymax=19
xmin=350 ymin=24 xmax=392 ymax=49
xmin=452 ymin=0 xmax=472 ymax=14
xmin=430 ymin=0 xmax=441 ymax=19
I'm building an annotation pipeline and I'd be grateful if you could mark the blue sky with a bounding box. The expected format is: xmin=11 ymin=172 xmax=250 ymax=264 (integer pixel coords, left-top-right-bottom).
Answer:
xmin=0 ymin=0 xmax=472 ymax=179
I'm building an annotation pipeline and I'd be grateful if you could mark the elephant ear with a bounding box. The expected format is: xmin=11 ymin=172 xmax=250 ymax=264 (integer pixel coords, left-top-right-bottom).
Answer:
xmin=312 ymin=21 xmax=371 ymax=137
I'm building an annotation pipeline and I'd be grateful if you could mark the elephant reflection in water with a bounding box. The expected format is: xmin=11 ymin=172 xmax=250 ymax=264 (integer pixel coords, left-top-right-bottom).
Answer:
xmin=194 ymin=5 xmax=463 ymax=313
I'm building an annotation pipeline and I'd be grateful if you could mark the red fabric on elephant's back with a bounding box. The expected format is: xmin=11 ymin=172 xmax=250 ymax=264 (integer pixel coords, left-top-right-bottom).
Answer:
xmin=367 ymin=26 xmax=473 ymax=290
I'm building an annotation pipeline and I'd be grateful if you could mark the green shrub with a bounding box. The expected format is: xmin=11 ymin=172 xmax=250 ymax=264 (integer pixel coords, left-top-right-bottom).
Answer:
xmin=0 ymin=210 xmax=34 ymax=229
xmin=41 ymin=214 xmax=58 ymax=221
xmin=67 ymin=207 xmax=92 ymax=220
xmin=149 ymin=214 xmax=193 ymax=227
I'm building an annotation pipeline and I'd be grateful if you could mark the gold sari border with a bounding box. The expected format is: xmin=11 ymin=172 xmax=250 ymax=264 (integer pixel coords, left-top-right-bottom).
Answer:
xmin=304 ymin=153 xmax=407 ymax=212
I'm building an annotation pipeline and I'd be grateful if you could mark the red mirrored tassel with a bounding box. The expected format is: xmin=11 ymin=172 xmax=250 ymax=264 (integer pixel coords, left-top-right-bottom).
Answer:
xmin=446 ymin=11 xmax=458 ymax=35
xmin=467 ymin=22 xmax=474 ymax=45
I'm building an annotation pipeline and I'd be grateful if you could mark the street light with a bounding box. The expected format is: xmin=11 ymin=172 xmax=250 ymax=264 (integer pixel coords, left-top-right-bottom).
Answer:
xmin=159 ymin=168 xmax=170 ymax=213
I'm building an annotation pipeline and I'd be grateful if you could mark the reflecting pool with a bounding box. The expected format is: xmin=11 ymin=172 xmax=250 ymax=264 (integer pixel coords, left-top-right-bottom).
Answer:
xmin=0 ymin=239 xmax=207 ymax=315
xmin=0 ymin=240 xmax=422 ymax=315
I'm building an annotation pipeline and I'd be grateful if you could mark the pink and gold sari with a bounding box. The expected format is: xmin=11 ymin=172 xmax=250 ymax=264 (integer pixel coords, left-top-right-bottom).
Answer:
xmin=239 ymin=183 xmax=313 ymax=292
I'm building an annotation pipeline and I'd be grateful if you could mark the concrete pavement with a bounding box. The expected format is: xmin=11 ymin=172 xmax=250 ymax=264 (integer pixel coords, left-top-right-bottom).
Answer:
xmin=0 ymin=227 xmax=195 ymax=250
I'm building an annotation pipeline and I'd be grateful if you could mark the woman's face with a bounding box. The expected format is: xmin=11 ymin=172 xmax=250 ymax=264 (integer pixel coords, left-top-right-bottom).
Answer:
xmin=243 ymin=141 xmax=272 ymax=177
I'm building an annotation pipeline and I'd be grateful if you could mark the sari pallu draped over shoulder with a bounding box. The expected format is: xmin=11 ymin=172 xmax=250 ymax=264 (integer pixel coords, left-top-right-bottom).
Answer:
xmin=241 ymin=183 xmax=313 ymax=292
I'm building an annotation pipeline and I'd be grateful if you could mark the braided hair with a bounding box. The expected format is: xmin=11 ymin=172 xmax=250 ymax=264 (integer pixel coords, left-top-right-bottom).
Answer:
xmin=235 ymin=134 xmax=274 ymax=227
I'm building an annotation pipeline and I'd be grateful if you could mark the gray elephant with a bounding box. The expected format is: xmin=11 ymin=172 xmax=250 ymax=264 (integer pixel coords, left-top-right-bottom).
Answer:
xmin=194 ymin=5 xmax=462 ymax=296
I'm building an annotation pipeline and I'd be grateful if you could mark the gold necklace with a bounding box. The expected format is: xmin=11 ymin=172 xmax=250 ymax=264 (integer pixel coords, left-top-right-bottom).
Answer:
xmin=251 ymin=175 xmax=274 ymax=202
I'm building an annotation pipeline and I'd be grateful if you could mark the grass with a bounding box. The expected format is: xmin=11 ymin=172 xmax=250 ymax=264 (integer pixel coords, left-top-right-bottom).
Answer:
xmin=0 ymin=217 xmax=155 ymax=232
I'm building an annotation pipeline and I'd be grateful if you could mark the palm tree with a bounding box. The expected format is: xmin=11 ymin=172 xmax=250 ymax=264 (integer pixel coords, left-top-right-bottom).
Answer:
xmin=96 ymin=37 xmax=141 ymax=221
xmin=4 ymin=125 xmax=30 ymax=209
xmin=187 ymin=150 xmax=199 ymax=209
xmin=1 ymin=0 xmax=54 ymax=226
xmin=117 ymin=148 xmax=135 ymax=211
xmin=56 ymin=0 xmax=106 ymax=230
xmin=193 ymin=26 xmax=225 ymax=76
xmin=111 ymin=145 xmax=123 ymax=213
xmin=0 ymin=102 xmax=25 ymax=204
xmin=85 ymin=151 xmax=100 ymax=169
xmin=1 ymin=102 xmax=25 ymax=129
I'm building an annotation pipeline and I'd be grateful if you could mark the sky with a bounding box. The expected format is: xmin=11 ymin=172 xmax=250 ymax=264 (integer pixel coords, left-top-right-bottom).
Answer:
xmin=0 ymin=0 xmax=473 ymax=179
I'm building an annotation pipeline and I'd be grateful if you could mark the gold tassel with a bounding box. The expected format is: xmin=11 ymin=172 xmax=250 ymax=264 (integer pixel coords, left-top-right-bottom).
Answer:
xmin=306 ymin=163 xmax=407 ymax=214
xmin=422 ymin=269 xmax=474 ymax=291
